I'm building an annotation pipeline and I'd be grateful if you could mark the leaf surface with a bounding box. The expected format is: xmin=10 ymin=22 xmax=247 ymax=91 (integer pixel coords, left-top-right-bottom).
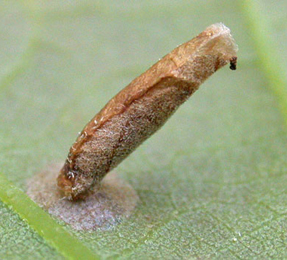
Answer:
xmin=1 ymin=0 xmax=287 ymax=259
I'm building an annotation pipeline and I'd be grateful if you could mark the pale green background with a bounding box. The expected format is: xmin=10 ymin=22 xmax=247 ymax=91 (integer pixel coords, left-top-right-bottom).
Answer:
xmin=1 ymin=1 xmax=287 ymax=259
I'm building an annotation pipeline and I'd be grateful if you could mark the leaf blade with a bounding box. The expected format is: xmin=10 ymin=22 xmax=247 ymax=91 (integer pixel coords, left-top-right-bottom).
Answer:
xmin=1 ymin=0 xmax=287 ymax=259
xmin=0 ymin=173 xmax=99 ymax=260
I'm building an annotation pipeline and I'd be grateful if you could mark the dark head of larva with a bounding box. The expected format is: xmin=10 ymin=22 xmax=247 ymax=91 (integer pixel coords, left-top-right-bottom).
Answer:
xmin=57 ymin=162 xmax=84 ymax=200
xmin=57 ymin=163 xmax=74 ymax=197
xmin=229 ymin=56 xmax=237 ymax=70
xmin=57 ymin=162 xmax=93 ymax=200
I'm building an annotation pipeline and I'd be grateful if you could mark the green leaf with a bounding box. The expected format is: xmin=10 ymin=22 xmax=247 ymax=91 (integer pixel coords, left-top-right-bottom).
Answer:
xmin=1 ymin=0 xmax=287 ymax=259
